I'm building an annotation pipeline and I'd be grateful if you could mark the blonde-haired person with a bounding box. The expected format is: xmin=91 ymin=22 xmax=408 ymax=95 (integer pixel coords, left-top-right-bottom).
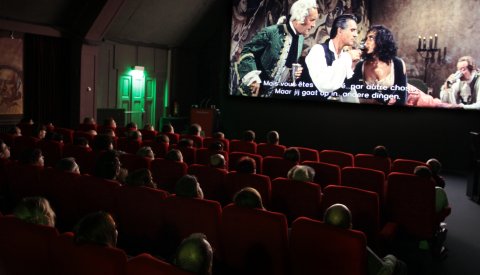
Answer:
xmin=14 ymin=196 xmax=56 ymax=227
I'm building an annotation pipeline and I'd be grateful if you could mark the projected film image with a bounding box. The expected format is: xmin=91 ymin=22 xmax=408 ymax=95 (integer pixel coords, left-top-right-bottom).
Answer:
xmin=228 ymin=0 xmax=479 ymax=109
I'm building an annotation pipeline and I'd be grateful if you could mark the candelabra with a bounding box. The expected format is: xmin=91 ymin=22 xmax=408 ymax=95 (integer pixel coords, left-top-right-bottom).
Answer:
xmin=416 ymin=34 xmax=443 ymax=84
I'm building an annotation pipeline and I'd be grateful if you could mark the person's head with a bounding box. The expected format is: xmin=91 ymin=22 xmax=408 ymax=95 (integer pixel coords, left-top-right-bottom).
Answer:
xmin=414 ymin=165 xmax=432 ymax=178
xmin=178 ymin=138 xmax=194 ymax=148
xmin=174 ymin=233 xmax=213 ymax=275
xmin=363 ymin=25 xmax=397 ymax=63
xmin=210 ymin=153 xmax=226 ymax=169
xmin=128 ymin=130 xmax=142 ymax=141
xmin=137 ymin=146 xmax=155 ymax=159
xmin=14 ymin=197 xmax=55 ymax=227
xmin=56 ymin=157 xmax=80 ymax=174
xmin=162 ymin=123 xmax=174 ymax=133
xmin=188 ymin=123 xmax=202 ymax=136
xmin=125 ymin=168 xmax=156 ymax=188
xmin=324 ymin=203 xmax=352 ymax=229
xmin=290 ymin=0 xmax=319 ymax=36
xmin=266 ymin=130 xmax=280 ymax=145
xmin=102 ymin=128 xmax=116 ymax=137
xmin=8 ymin=126 xmax=21 ymax=136
xmin=233 ymin=0 xmax=248 ymax=14
xmin=93 ymin=150 xmax=121 ymax=180
xmin=457 ymin=56 xmax=477 ymax=81
xmin=236 ymin=156 xmax=256 ymax=174
xmin=284 ymin=147 xmax=300 ymax=162
xmin=372 ymin=145 xmax=389 ymax=158
xmin=83 ymin=117 xmax=96 ymax=125
xmin=103 ymin=117 xmax=117 ymax=129
xmin=330 ymin=14 xmax=358 ymax=47
xmin=243 ymin=130 xmax=256 ymax=142
xmin=155 ymin=134 xmax=170 ymax=144
xmin=74 ymin=211 xmax=118 ymax=247
xmin=87 ymin=129 xmax=97 ymax=136
xmin=45 ymin=131 xmax=64 ymax=142
xmin=143 ymin=123 xmax=154 ymax=131
xmin=33 ymin=124 xmax=47 ymax=139
xmin=0 ymin=139 xmax=10 ymax=159
xmin=212 ymin=131 xmax=225 ymax=139
xmin=92 ymin=134 xmax=114 ymax=151
xmin=21 ymin=148 xmax=44 ymax=166
xmin=166 ymin=149 xmax=184 ymax=162
xmin=233 ymin=187 xmax=265 ymax=209
xmin=208 ymin=141 xmax=224 ymax=152
xmin=125 ymin=122 xmax=138 ymax=131
xmin=175 ymin=174 xmax=204 ymax=199
xmin=427 ymin=158 xmax=442 ymax=175
xmin=73 ymin=136 xmax=89 ymax=147
xmin=287 ymin=165 xmax=315 ymax=182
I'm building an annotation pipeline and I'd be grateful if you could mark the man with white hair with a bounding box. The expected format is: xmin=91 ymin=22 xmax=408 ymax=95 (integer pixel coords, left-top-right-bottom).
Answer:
xmin=234 ymin=0 xmax=318 ymax=97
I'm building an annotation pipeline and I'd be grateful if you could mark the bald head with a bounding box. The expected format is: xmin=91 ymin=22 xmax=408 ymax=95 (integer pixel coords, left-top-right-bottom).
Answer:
xmin=174 ymin=233 xmax=213 ymax=275
xmin=323 ymin=203 xmax=352 ymax=229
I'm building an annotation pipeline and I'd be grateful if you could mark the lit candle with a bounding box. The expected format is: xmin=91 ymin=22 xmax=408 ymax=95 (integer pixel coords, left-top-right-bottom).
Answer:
xmin=418 ymin=35 xmax=422 ymax=50
xmin=429 ymin=36 xmax=433 ymax=50
xmin=434 ymin=34 xmax=438 ymax=49
xmin=423 ymin=37 xmax=426 ymax=50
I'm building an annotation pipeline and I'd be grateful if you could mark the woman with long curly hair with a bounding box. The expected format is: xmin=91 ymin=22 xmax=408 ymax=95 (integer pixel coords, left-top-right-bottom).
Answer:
xmin=346 ymin=25 xmax=408 ymax=105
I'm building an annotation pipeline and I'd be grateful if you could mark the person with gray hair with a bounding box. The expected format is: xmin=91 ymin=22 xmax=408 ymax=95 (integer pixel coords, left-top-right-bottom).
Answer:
xmin=324 ymin=203 xmax=407 ymax=275
xmin=233 ymin=0 xmax=318 ymax=97
xmin=305 ymin=14 xmax=362 ymax=101
xmin=287 ymin=164 xmax=315 ymax=182
xmin=210 ymin=153 xmax=226 ymax=169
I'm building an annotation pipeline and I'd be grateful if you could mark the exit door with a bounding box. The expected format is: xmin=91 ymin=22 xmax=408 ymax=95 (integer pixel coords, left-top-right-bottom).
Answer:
xmin=118 ymin=71 xmax=156 ymax=128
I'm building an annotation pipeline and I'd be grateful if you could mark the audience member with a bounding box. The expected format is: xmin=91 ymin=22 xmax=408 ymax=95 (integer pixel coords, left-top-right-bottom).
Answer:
xmin=175 ymin=174 xmax=204 ymax=199
xmin=156 ymin=134 xmax=170 ymax=144
xmin=125 ymin=168 xmax=157 ymax=189
xmin=210 ymin=153 xmax=226 ymax=169
xmin=13 ymin=196 xmax=56 ymax=227
xmin=137 ymin=146 xmax=155 ymax=160
xmin=373 ymin=145 xmax=389 ymax=158
xmin=161 ymin=123 xmax=175 ymax=133
xmin=324 ymin=204 xmax=407 ymax=275
xmin=83 ymin=117 xmax=96 ymax=125
xmin=233 ymin=187 xmax=265 ymax=210
xmin=178 ymin=138 xmax=194 ymax=148
xmin=188 ymin=123 xmax=203 ymax=137
xmin=102 ymin=117 xmax=117 ymax=130
xmin=426 ymin=158 xmax=446 ymax=188
xmin=173 ymin=233 xmax=213 ymax=275
xmin=0 ymin=139 xmax=10 ymax=159
xmin=165 ymin=149 xmax=184 ymax=162
xmin=243 ymin=130 xmax=256 ymax=142
xmin=125 ymin=122 xmax=138 ymax=131
xmin=287 ymin=165 xmax=315 ymax=182
xmin=55 ymin=157 xmax=80 ymax=174
xmin=93 ymin=150 xmax=121 ymax=180
xmin=414 ymin=165 xmax=450 ymax=213
xmin=213 ymin=131 xmax=225 ymax=139
xmin=208 ymin=141 xmax=224 ymax=152
xmin=8 ymin=126 xmax=22 ymax=136
xmin=20 ymin=148 xmax=44 ymax=166
xmin=32 ymin=124 xmax=47 ymax=139
xmin=266 ymin=130 xmax=280 ymax=145
xmin=74 ymin=211 xmax=118 ymax=247
xmin=236 ymin=156 xmax=256 ymax=174
xmin=283 ymin=147 xmax=300 ymax=162
xmin=92 ymin=135 xmax=114 ymax=151
xmin=73 ymin=136 xmax=90 ymax=147
xmin=143 ymin=123 xmax=155 ymax=131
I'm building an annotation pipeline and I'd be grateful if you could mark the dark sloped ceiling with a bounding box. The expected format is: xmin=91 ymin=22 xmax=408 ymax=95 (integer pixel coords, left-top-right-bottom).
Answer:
xmin=0 ymin=0 xmax=220 ymax=47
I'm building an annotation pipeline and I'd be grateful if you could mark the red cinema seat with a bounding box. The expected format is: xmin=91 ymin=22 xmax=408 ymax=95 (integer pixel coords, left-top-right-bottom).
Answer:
xmin=271 ymin=177 xmax=322 ymax=224
xmin=119 ymin=153 xmax=152 ymax=172
xmin=62 ymin=144 xmax=93 ymax=174
xmin=0 ymin=216 xmax=59 ymax=275
xmin=262 ymin=156 xmax=297 ymax=180
xmin=203 ymin=137 xmax=230 ymax=152
xmin=55 ymin=127 xmax=75 ymax=144
xmin=11 ymin=135 xmax=39 ymax=160
xmin=354 ymin=153 xmax=392 ymax=175
xmin=294 ymin=146 xmax=320 ymax=162
xmin=174 ymin=145 xmax=197 ymax=165
xmin=180 ymin=134 xmax=203 ymax=148
xmin=188 ymin=164 xmax=228 ymax=203
xmin=341 ymin=166 xmax=386 ymax=206
xmin=225 ymin=171 xmax=271 ymax=207
xmin=117 ymin=137 xmax=142 ymax=154
xmin=319 ymin=149 xmax=354 ymax=168
xmin=229 ymin=139 xmax=257 ymax=154
xmin=390 ymin=158 xmax=426 ymax=174
xmin=256 ymin=143 xmax=286 ymax=157
xmin=195 ymin=148 xmax=228 ymax=166
xmin=142 ymin=139 xmax=169 ymax=158
xmin=51 ymin=232 xmax=128 ymax=275
xmin=159 ymin=196 xmax=222 ymax=260
xmin=139 ymin=129 xmax=158 ymax=141
xmin=289 ymin=217 xmax=367 ymax=275
xmin=161 ymin=132 xmax=180 ymax=144
xmin=150 ymin=158 xmax=188 ymax=193
xmin=115 ymin=185 xmax=169 ymax=255
xmin=38 ymin=139 xmax=64 ymax=168
xmin=77 ymin=123 xmax=97 ymax=132
xmin=127 ymin=253 xmax=193 ymax=275
xmin=6 ymin=162 xmax=44 ymax=205
xmin=302 ymin=161 xmax=341 ymax=189
xmin=321 ymin=185 xmax=381 ymax=249
xmin=220 ymin=204 xmax=289 ymax=275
